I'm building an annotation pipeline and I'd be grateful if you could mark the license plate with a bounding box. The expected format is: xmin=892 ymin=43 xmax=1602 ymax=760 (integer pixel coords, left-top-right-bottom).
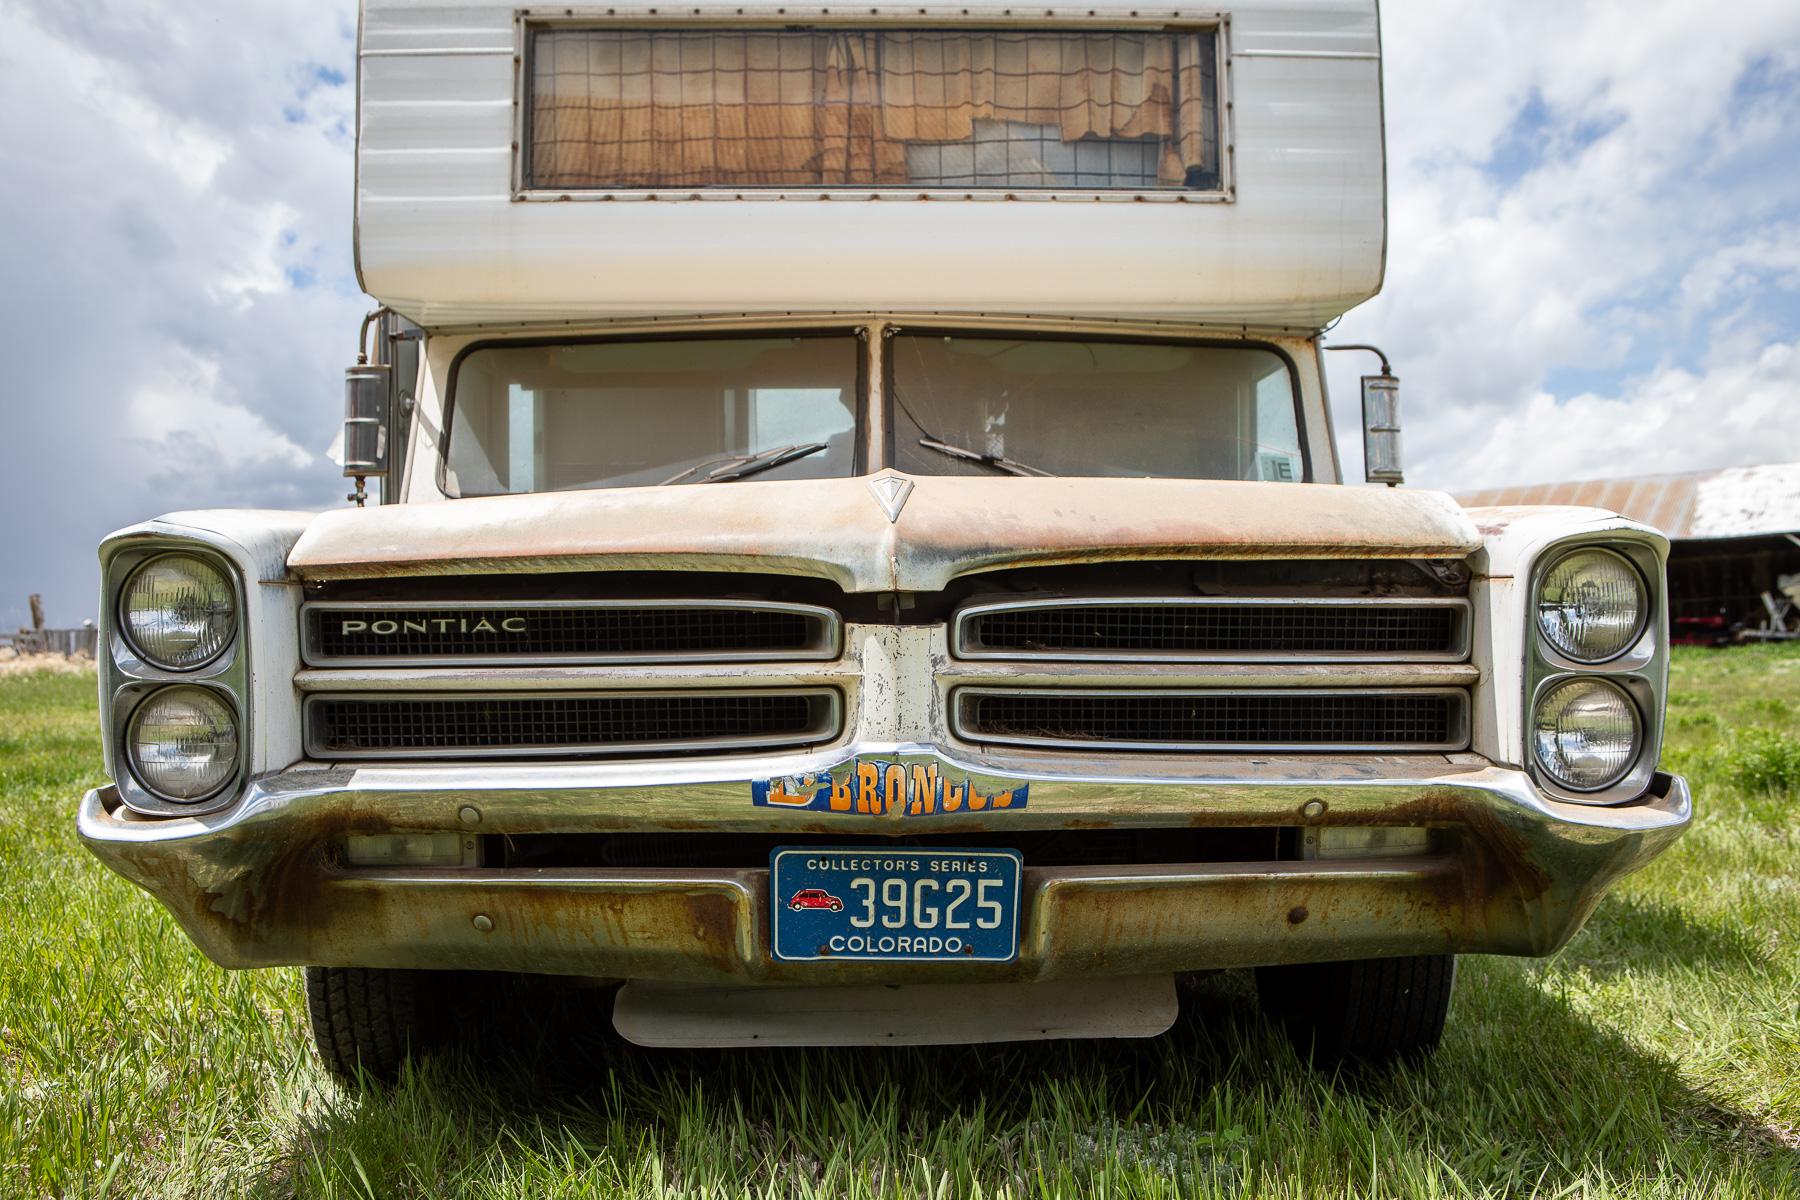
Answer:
xmin=770 ymin=847 xmax=1021 ymax=963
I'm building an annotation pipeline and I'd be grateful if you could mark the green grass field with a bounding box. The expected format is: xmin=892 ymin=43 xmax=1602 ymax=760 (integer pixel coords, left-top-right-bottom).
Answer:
xmin=3 ymin=649 xmax=1798 ymax=1198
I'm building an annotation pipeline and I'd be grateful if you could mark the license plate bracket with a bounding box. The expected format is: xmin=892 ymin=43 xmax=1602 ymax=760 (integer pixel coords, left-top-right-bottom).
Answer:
xmin=770 ymin=847 xmax=1022 ymax=963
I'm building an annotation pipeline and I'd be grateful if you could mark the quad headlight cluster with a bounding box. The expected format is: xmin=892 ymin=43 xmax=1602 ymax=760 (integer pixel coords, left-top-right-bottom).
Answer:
xmin=109 ymin=550 xmax=245 ymax=809
xmin=1528 ymin=544 xmax=1658 ymax=797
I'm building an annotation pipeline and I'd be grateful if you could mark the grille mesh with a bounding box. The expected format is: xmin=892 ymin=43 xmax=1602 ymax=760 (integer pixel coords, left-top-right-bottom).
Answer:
xmin=958 ymin=690 xmax=1463 ymax=750
xmin=305 ymin=604 xmax=829 ymax=663
xmin=308 ymin=691 xmax=836 ymax=758
xmin=960 ymin=602 xmax=1463 ymax=659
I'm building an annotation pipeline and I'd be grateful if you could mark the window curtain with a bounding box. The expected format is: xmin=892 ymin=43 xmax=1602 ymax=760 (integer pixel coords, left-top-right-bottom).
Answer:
xmin=878 ymin=32 xmax=1211 ymax=185
xmin=529 ymin=28 xmax=1214 ymax=189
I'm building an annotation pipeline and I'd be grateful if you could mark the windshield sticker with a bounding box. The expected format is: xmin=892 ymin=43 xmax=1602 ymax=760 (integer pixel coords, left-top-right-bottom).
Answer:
xmin=1257 ymin=451 xmax=1301 ymax=482
xmin=753 ymin=761 xmax=1027 ymax=815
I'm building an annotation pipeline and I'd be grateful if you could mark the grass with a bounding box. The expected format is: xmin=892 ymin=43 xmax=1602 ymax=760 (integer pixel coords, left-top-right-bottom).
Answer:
xmin=1 ymin=649 xmax=1797 ymax=1198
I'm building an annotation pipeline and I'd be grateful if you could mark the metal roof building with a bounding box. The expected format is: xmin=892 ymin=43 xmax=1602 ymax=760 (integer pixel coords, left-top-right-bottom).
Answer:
xmin=1458 ymin=461 xmax=1800 ymax=541
xmin=1459 ymin=462 xmax=1800 ymax=640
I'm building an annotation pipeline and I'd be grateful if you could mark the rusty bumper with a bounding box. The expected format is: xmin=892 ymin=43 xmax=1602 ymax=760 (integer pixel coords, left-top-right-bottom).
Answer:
xmin=77 ymin=750 xmax=1690 ymax=984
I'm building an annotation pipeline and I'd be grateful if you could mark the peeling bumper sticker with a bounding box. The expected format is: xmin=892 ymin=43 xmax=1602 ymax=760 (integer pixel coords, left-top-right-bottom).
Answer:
xmin=752 ymin=760 xmax=1027 ymax=815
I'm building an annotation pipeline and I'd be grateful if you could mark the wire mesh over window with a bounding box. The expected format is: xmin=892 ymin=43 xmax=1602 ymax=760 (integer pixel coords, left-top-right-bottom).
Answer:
xmin=527 ymin=27 xmax=1221 ymax=192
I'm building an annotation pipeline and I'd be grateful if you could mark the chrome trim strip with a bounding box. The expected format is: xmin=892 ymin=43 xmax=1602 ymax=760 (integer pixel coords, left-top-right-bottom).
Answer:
xmin=302 ymin=687 xmax=844 ymax=761
xmin=83 ymin=753 xmax=1688 ymax=838
xmin=294 ymin=659 xmax=862 ymax=693
xmin=300 ymin=598 xmax=842 ymax=668
xmin=951 ymin=596 xmax=1472 ymax=664
xmin=950 ymin=686 xmax=1471 ymax=753
xmin=936 ymin=660 xmax=1480 ymax=690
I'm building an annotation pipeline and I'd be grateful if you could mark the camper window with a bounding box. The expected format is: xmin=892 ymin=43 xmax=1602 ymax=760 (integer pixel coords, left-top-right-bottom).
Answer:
xmin=526 ymin=27 xmax=1221 ymax=192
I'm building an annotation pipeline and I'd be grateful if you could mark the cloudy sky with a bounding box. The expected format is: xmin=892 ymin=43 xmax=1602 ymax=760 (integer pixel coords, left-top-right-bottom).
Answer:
xmin=2 ymin=1 xmax=1798 ymax=627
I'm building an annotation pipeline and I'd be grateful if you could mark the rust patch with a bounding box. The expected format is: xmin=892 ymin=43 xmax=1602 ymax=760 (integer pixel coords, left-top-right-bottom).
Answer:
xmin=1381 ymin=788 xmax=1556 ymax=902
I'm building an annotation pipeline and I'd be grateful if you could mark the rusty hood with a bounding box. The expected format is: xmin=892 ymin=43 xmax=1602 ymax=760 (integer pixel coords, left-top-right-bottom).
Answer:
xmin=286 ymin=475 xmax=1482 ymax=593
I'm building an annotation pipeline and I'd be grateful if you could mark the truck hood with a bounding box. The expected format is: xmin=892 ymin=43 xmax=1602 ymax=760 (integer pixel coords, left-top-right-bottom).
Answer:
xmin=286 ymin=474 xmax=1482 ymax=593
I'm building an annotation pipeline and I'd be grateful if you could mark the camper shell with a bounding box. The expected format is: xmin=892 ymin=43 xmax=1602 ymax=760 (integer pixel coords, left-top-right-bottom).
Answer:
xmin=354 ymin=0 xmax=1385 ymax=327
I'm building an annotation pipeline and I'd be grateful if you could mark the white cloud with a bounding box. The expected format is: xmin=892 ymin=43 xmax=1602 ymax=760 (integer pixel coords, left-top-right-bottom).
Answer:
xmin=56 ymin=45 xmax=228 ymax=191
xmin=1418 ymin=336 xmax=1800 ymax=491
xmin=127 ymin=349 xmax=314 ymax=471
xmin=1328 ymin=0 xmax=1800 ymax=492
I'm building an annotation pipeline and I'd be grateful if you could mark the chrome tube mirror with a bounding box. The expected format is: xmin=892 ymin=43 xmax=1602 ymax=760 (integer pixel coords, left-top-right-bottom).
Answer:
xmin=342 ymin=363 xmax=392 ymax=478
xmin=343 ymin=307 xmax=396 ymax=507
xmin=1327 ymin=343 xmax=1404 ymax=486
xmin=1361 ymin=370 xmax=1403 ymax=485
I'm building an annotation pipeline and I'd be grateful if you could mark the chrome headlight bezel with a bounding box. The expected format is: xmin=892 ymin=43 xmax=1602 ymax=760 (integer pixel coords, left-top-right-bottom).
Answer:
xmin=1533 ymin=546 xmax=1649 ymax=665
xmin=101 ymin=538 xmax=252 ymax=817
xmin=1530 ymin=675 xmax=1644 ymax=793
xmin=1523 ymin=535 xmax=1667 ymax=806
xmin=124 ymin=684 xmax=243 ymax=804
xmin=118 ymin=551 xmax=240 ymax=671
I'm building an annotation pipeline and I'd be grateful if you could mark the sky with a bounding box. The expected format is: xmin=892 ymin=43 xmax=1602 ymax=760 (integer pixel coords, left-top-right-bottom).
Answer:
xmin=2 ymin=1 xmax=1798 ymax=628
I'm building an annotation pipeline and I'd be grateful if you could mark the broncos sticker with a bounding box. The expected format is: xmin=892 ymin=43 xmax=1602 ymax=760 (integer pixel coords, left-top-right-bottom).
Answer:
xmin=751 ymin=759 xmax=1027 ymax=815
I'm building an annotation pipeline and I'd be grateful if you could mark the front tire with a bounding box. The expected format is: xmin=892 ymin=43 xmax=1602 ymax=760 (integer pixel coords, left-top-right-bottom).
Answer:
xmin=304 ymin=966 xmax=448 ymax=1084
xmin=1254 ymin=954 xmax=1454 ymax=1065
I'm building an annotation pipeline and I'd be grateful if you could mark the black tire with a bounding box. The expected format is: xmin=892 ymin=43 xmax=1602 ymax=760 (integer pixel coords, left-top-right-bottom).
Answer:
xmin=304 ymin=966 xmax=447 ymax=1084
xmin=1254 ymin=954 xmax=1454 ymax=1065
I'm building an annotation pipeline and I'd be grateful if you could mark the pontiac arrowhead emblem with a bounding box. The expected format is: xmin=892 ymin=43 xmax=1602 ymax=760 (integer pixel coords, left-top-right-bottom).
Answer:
xmin=867 ymin=475 xmax=914 ymax=523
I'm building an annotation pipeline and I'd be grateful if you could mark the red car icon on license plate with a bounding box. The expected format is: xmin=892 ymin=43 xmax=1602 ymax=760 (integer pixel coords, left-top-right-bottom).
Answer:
xmin=787 ymin=888 xmax=845 ymax=912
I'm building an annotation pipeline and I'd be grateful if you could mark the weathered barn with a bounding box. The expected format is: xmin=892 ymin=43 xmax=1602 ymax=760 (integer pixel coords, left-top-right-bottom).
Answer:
xmin=1458 ymin=462 xmax=1800 ymax=643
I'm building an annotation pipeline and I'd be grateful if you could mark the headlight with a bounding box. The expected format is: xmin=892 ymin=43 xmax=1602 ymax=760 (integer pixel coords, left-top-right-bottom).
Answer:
xmin=1535 ymin=547 xmax=1645 ymax=662
xmin=1532 ymin=677 xmax=1639 ymax=791
xmin=120 ymin=554 xmax=238 ymax=669
xmin=127 ymin=686 xmax=240 ymax=802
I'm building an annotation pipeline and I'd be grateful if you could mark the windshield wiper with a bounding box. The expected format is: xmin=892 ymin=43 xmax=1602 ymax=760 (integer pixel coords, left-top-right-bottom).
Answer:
xmin=660 ymin=442 xmax=829 ymax=486
xmin=915 ymin=437 xmax=1055 ymax=478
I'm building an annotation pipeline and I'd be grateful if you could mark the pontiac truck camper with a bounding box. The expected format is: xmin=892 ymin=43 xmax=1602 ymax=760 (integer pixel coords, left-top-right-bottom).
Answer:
xmin=80 ymin=0 xmax=1690 ymax=1079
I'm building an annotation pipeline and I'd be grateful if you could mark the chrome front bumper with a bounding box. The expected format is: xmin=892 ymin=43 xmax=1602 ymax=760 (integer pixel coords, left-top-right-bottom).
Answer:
xmin=78 ymin=747 xmax=1690 ymax=983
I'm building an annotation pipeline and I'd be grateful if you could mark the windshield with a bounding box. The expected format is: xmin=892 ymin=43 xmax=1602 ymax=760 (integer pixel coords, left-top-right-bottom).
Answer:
xmin=890 ymin=334 xmax=1304 ymax=481
xmin=444 ymin=335 xmax=860 ymax=495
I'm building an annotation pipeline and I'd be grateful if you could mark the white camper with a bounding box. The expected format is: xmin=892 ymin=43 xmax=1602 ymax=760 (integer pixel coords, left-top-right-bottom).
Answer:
xmin=80 ymin=0 xmax=1689 ymax=1080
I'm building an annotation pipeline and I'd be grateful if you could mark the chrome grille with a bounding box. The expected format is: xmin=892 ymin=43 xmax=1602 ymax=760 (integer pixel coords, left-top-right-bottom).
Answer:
xmin=954 ymin=598 xmax=1469 ymax=662
xmin=305 ymin=689 xmax=841 ymax=760
xmin=302 ymin=600 xmax=839 ymax=667
xmin=952 ymin=688 xmax=1468 ymax=752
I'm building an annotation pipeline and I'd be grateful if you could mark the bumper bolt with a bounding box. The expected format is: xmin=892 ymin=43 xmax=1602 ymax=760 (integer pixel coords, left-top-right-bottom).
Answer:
xmin=1300 ymin=799 xmax=1327 ymax=820
xmin=458 ymin=805 xmax=482 ymax=826
xmin=471 ymin=913 xmax=494 ymax=933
